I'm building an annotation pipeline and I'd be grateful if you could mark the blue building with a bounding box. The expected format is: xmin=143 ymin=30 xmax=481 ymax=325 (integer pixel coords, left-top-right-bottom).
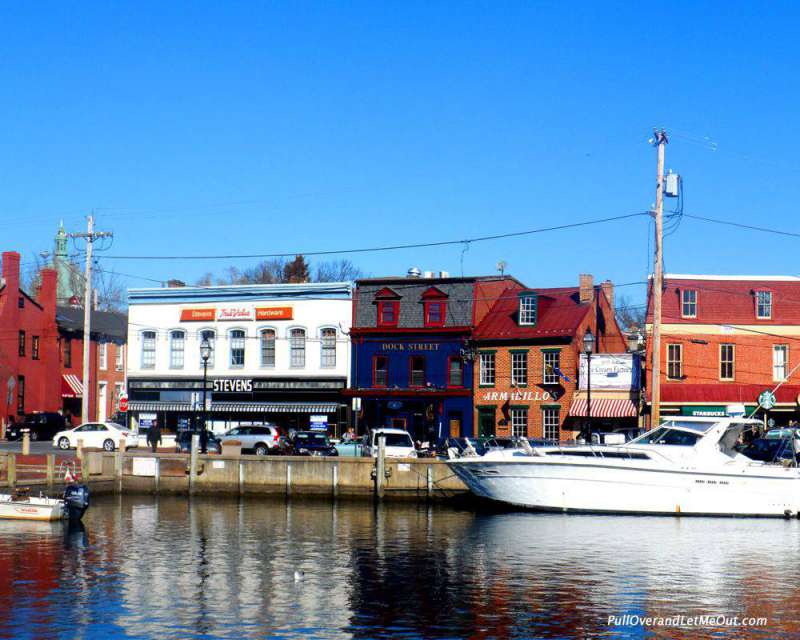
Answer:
xmin=345 ymin=271 xmax=521 ymax=443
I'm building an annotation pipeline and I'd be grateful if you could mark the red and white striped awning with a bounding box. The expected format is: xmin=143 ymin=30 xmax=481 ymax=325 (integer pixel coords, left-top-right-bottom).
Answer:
xmin=62 ymin=374 xmax=84 ymax=398
xmin=568 ymin=398 xmax=638 ymax=418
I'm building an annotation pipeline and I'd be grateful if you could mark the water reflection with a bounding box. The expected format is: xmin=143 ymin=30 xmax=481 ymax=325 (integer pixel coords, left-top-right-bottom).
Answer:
xmin=0 ymin=496 xmax=797 ymax=639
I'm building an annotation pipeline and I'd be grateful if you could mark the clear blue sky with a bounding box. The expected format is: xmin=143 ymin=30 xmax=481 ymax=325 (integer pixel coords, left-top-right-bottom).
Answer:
xmin=2 ymin=1 xmax=799 ymax=311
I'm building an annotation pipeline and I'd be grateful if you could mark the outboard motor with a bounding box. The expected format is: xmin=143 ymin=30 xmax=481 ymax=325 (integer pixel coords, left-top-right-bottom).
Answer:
xmin=63 ymin=484 xmax=90 ymax=522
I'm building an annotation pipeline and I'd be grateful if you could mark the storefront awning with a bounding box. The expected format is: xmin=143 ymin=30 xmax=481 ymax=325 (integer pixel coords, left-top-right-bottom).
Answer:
xmin=62 ymin=374 xmax=84 ymax=398
xmin=568 ymin=398 xmax=638 ymax=418
xmin=128 ymin=401 xmax=192 ymax=412
xmin=210 ymin=402 xmax=339 ymax=414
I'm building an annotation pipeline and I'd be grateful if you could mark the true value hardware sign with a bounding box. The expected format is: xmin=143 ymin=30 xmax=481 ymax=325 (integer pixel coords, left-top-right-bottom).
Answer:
xmin=579 ymin=353 xmax=639 ymax=391
xmin=180 ymin=306 xmax=293 ymax=322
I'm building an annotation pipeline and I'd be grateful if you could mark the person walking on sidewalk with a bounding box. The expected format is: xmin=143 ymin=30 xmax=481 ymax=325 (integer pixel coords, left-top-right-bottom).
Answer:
xmin=148 ymin=421 xmax=162 ymax=453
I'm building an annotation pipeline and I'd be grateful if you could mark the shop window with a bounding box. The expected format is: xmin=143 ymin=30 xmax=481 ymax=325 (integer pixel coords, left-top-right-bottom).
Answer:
xmin=681 ymin=289 xmax=697 ymax=318
xmin=230 ymin=329 xmax=246 ymax=368
xmin=18 ymin=331 xmax=25 ymax=357
xmin=448 ymin=357 xmax=464 ymax=387
xmin=756 ymin=290 xmax=772 ymax=319
xmin=479 ymin=352 xmax=495 ymax=386
xmin=667 ymin=344 xmax=682 ymax=379
xmin=511 ymin=351 xmax=528 ymax=386
xmin=773 ymin=345 xmax=788 ymax=381
xmin=260 ymin=329 xmax=276 ymax=368
xmin=200 ymin=330 xmax=215 ymax=368
xmin=410 ymin=356 xmax=426 ymax=387
xmin=720 ymin=343 xmax=735 ymax=380
xmin=378 ymin=301 xmax=399 ymax=327
xmin=320 ymin=328 xmax=336 ymax=368
xmin=542 ymin=407 xmax=560 ymax=441
xmin=170 ymin=331 xmax=185 ymax=369
xmin=510 ymin=408 xmax=528 ymax=438
xmin=290 ymin=328 xmax=306 ymax=368
xmin=542 ymin=350 xmax=560 ymax=384
xmin=32 ymin=336 xmax=39 ymax=361
xmin=373 ymin=356 xmax=388 ymax=387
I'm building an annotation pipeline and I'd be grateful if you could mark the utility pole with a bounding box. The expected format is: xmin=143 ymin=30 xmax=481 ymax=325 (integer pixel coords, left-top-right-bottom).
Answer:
xmin=650 ymin=129 xmax=667 ymax=429
xmin=69 ymin=215 xmax=112 ymax=423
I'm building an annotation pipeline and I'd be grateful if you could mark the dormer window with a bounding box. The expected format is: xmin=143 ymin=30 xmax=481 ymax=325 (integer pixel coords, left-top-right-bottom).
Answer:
xmin=681 ymin=289 xmax=697 ymax=318
xmin=421 ymin=286 xmax=448 ymax=327
xmin=375 ymin=287 xmax=401 ymax=328
xmin=756 ymin=290 xmax=772 ymax=319
xmin=518 ymin=293 xmax=537 ymax=326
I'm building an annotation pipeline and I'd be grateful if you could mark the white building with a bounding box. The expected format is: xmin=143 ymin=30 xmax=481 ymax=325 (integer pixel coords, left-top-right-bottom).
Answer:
xmin=126 ymin=282 xmax=352 ymax=435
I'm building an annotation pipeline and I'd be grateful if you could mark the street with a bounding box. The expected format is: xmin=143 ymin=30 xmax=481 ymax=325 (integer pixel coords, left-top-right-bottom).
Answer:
xmin=0 ymin=440 xmax=76 ymax=457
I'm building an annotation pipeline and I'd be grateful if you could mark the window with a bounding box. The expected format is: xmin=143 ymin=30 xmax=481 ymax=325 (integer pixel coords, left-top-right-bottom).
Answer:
xmin=260 ymin=329 xmax=276 ymax=368
xmin=511 ymin=352 xmax=528 ymax=386
xmin=64 ymin=338 xmax=72 ymax=368
xmin=543 ymin=407 xmax=560 ymax=441
xmin=378 ymin=301 xmax=399 ymax=327
xmin=18 ymin=331 xmax=25 ymax=357
xmin=169 ymin=331 xmax=185 ymax=369
xmin=17 ymin=376 xmax=24 ymax=414
xmin=510 ymin=408 xmax=528 ymax=438
xmin=773 ymin=345 xmax=788 ymax=381
xmin=543 ymin=350 xmax=560 ymax=385
xmin=756 ymin=290 xmax=772 ymax=319
xmin=479 ymin=352 xmax=496 ymax=386
xmin=289 ymin=328 xmax=306 ymax=368
xmin=115 ymin=345 xmax=124 ymax=371
xmin=114 ymin=382 xmax=124 ymax=406
xmin=18 ymin=296 xmax=24 ymax=309
xmin=410 ymin=356 xmax=426 ymax=387
xmin=321 ymin=328 xmax=336 ymax=368
xmin=519 ymin=294 xmax=537 ymax=325
xmin=720 ymin=343 xmax=735 ymax=380
xmin=667 ymin=344 xmax=682 ymax=379
xmin=230 ymin=330 xmax=246 ymax=367
xmin=373 ymin=356 xmax=388 ymax=387
xmin=681 ymin=289 xmax=697 ymax=318
xmin=424 ymin=301 xmax=446 ymax=327
xmin=31 ymin=336 xmax=39 ymax=361
xmin=448 ymin=357 xmax=464 ymax=387
xmin=99 ymin=342 xmax=108 ymax=370
xmin=200 ymin=330 xmax=215 ymax=368
xmin=141 ymin=331 xmax=156 ymax=369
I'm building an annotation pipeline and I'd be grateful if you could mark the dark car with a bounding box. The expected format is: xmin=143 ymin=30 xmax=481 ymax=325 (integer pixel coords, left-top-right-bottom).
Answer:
xmin=287 ymin=431 xmax=338 ymax=457
xmin=7 ymin=412 xmax=67 ymax=442
xmin=737 ymin=437 xmax=799 ymax=464
xmin=175 ymin=430 xmax=222 ymax=454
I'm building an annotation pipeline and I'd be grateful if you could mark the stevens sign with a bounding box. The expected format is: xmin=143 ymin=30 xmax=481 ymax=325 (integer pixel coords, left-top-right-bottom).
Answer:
xmin=180 ymin=308 xmax=215 ymax=322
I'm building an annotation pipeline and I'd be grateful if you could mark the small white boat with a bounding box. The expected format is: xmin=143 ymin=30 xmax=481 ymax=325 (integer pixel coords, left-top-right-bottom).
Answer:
xmin=0 ymin=485 xmax=90 ymax=522
xmin=448 ymin=417 xmax=800 ymax=517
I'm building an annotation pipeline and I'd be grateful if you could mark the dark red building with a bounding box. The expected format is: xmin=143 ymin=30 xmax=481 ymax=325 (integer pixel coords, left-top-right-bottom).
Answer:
xmin=0 ymin=251 xmax=61 ymax=428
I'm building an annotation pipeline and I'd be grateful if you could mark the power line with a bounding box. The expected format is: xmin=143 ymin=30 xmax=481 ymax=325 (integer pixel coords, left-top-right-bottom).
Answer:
xmin=684 ymin=214 xmax=800 ymax=240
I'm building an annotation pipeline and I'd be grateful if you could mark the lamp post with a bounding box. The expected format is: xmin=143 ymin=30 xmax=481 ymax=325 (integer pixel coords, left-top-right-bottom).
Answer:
xmin=582 ymin=328 xmax=595 ymax=443
xmin=199 ymin=338 xmax=212 ymax=454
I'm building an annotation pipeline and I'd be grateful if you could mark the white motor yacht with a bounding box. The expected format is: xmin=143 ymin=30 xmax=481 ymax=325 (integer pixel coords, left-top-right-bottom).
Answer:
xmin=447 ymin=417 xmax=800 ymax=517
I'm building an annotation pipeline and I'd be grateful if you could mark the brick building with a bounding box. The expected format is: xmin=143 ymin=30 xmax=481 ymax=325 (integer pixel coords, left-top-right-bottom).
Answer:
xmin=473 ymin=274 xmax=629 ymax=441
xmin=57 ymin=306 xmax=127 ymax=424
xmin=646 ymin=274 xmax=800 ymax=423
xmin=0 ymin=251 xmax=61 ymax=426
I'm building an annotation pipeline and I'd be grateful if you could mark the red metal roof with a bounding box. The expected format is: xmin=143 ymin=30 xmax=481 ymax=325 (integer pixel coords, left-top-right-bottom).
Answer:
xmin=473 ymin=286 xmax=591 ymax=340
xmin=661 ymin=383 xmax=800 ymax=404
xmin=648 ymin=276 xmax=800 ymax=325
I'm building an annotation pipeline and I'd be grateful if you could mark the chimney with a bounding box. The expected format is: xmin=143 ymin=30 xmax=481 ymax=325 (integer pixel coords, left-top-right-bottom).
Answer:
xmin=600 ymin=279 xmax=614 ymax=308
xmin=579 ymin=273 xmax=594 ymax=304
xmin=38 ymin=268 xmax=57 ymax=323
xmin=167 ymin=279 xmax=186 ymax=288
xmin=2 ymin=251 xmax=21 ymax=294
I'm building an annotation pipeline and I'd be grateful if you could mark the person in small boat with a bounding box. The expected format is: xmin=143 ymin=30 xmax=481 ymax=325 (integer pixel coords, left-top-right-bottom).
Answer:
xmin=147 ymin=421 xmax=162 ymax=453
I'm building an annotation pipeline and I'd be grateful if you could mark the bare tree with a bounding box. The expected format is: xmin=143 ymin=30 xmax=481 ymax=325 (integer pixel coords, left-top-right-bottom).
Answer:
xmin=209 ymin=255 xmax=364 ymax=286
xmin=195 ymin=272 xmax=214 ymax=286
xmin=616 ymin=294 xmax=646 ymax=332
xmin=313 ymin=259 xmax=364 ymax=282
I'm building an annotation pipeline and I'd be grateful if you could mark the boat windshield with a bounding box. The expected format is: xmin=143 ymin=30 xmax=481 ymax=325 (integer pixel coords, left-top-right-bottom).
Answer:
xmin=629 ymin=426 xmax=703 ymax=446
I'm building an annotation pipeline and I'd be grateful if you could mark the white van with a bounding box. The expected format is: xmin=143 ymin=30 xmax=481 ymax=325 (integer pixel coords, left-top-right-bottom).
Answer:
xmin=363 ymin=428 xmax=417 ymax=458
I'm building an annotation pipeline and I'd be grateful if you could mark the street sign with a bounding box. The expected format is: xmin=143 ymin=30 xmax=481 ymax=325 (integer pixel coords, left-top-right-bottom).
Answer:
xmin=758 ymin=390 xmax=776 ymax=410
xmin=118 ymin=394 xmax=128 ymax=412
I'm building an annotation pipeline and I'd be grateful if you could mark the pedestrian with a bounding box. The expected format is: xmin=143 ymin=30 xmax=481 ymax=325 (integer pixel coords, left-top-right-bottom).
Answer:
xmin=342 ymin=427 xmax=356 ymax=443
xmin=200 ymin=427 xmax=208 ymax=454
xmin=148 ymin=420 xmax=162 ymax=453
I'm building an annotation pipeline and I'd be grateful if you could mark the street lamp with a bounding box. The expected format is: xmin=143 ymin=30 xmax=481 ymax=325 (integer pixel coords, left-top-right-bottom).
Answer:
xmin=200 ymin=338 xmax=212 ymax=454
xmin=582 ymin=328 xmax=595 ymax=443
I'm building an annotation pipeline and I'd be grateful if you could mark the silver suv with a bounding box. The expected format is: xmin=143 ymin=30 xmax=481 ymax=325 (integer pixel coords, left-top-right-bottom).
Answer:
xmin=221 ymin=425 xmax=279 ymax=455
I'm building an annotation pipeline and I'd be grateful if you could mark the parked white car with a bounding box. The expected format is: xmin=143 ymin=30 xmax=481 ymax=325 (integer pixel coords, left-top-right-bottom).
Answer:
xmin=362 ymin=428 xmax=417 ymax=458
xmin=220 ymin=425 xmax=280 ymax=455
xmin=52 ymin=422 xmax=138 ymax=452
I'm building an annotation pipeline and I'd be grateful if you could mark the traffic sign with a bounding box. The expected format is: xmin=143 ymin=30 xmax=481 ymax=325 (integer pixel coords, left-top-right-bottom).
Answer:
xmin=118 ymin=394 xmax=128 ymax=412
xmin=758 ymin=390 xmax=776 ymax=410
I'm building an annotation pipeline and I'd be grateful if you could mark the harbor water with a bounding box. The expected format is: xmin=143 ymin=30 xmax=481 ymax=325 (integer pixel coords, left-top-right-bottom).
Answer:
xmin=0 ymin=495 xmax=798 ymax=639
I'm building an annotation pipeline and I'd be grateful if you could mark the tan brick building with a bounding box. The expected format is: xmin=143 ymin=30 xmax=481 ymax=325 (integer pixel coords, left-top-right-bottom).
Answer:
xmin=473 ymin=274 xmax=628 ymax=441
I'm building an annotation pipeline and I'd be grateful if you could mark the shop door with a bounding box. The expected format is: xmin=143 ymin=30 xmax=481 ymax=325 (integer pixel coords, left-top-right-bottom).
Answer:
xmin=449 ymin=412 xmax=462 ymax=437
xmin=478 ymin=408 xmax=496 ymax=438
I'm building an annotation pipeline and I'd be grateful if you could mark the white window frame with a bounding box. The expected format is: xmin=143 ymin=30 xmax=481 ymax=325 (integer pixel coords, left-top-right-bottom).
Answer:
xmin=510 ymin=408 xmax=528 ymax=438
xmin=518 ymin=295 xmax=537 ymax=325
xmin=542 ymin=350 xmax=560 ymax=385
xmin=320 ymin=327 xmax=337 ymax=369
xmin=773 ymin=345 xmax=788 ymax=382
xmin=719 ymin=343 xmax=735 ymax=380
xmin=289 ymin=327 xmax=306 ymax=369
xmin=229 ymin=328 xmax=246 ymax=368
xmin=169 ymin=330 xmax=186 ymax=369
xmin=260 ymin=328 xmax=276 ymax=368
xmin=199 ymin=329 xmax=215 ymax=369
xmin=479 ymin=352 xmax=495 ymax=386
xmin=542 ymin=407 xmax=560 ymax=441
xmin=666 ymin=343 xmax=682 ymax=380
xmin=511 ymin=352 xmax=528 ymax=386
xmin=115 ymin=345 xmax=124 ymax=371
xmin=98 ymin=342 xmax=108 ymax=370
xmin=681 ymin=289 xmax=697 ymax=318
xmin=756 ymin=290 xmax=772 ymax=319
xmin=141 ymin=330 xmax=156 ymax=369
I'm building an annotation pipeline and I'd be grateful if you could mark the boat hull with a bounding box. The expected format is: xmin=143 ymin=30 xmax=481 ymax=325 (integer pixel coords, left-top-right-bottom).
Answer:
xmin=0 ymin=497 xmax=65 ymax=521
xmin=449 ymin=458 xmax=800 ymax=517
